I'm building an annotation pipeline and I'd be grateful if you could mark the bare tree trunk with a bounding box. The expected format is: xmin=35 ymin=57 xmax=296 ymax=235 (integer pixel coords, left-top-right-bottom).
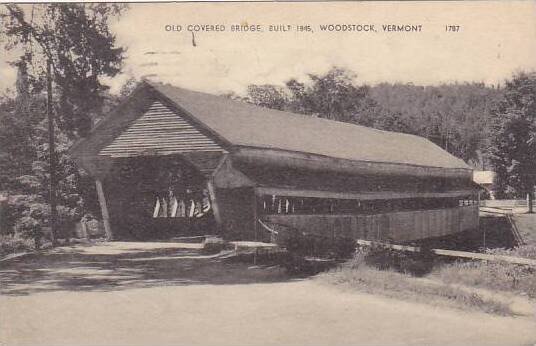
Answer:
xmin=47 ymin=60 xmax=58 ymax=246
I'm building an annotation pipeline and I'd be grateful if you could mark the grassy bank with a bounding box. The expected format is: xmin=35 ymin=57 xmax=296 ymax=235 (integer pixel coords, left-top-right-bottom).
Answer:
xmin=432 ymin=245 xmax=536 ymax=298
xmin=317 ymin=246 xmax=536 ymax=316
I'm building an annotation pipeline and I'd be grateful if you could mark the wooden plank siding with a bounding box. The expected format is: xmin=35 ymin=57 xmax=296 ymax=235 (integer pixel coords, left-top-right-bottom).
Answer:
xmin=255 ymin=186 xmax=477 ymax=201
xmin=99 ymin=101 xmax=227 ymax=158
xmin=215 ymin=187 xmax=257 ymax=240
xmin=264 ymin=205 xmax=479 ymax=243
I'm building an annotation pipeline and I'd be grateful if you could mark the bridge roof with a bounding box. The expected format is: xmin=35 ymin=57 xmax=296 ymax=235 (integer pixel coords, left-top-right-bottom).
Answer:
xmin=149 ymin=82 xmax=469 ymax=171
xmin=70 ymin=81 xmax=471 ymax=178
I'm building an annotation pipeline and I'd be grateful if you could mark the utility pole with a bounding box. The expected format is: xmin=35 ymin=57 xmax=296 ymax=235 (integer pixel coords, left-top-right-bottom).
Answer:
xmin=47 ymin=59 xmax=58 ymax=246
xmin=528 ymin=191 xmax=534 ymax=214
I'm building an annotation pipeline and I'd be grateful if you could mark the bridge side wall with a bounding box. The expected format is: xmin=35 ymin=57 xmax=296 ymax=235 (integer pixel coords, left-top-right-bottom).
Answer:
xmin=264 ymin=205 xmax=479 ymax=243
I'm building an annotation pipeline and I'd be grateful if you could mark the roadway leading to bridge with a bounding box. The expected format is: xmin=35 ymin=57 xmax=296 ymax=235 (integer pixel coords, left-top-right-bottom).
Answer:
xmin=1 ymin=242 xmax=535 ymax=345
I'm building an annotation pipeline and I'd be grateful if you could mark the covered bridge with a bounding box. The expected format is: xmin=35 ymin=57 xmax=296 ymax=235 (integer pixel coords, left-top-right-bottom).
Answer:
xmin=70 ymin=81 xmax=479 ymax=243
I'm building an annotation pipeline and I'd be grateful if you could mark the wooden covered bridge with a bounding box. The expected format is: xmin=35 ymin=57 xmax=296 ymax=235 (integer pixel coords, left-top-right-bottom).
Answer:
xmin=70 ymin=81 xmax=480 ymax=242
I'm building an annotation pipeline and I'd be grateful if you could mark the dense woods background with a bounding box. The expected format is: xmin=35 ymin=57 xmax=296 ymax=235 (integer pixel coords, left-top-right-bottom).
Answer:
xmin=0 ymin=4 xmax=535 ymax=252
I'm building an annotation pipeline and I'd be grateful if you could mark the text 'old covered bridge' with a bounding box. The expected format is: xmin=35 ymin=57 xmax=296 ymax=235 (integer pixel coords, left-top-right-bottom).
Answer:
xmin=70 ymin=81 xmax=479 ymax=242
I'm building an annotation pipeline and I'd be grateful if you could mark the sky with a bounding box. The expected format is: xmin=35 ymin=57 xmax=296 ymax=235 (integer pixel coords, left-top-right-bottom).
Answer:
xmin=1 ymin=1 xmax=536 ymax=95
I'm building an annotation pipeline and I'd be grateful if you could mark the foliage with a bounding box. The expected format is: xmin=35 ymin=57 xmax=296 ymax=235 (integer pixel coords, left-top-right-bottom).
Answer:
xmin=0 ymin=4 xmax=125 ymax=244
xmin=353 ymin=245 xmax=436 ymax=276
xmin=319 ymin=245 xmax=536 ymax=315
xmin=0 ymin=91 xmax=44 ymax=190
xmin=272 ymin=224 xmax=356 ymax=274
xmin=485 ymin=244 xmax=536 ymax=260
xmin=489 ymin=72 xmax=536 ymax=200
xmin=0 ymin=232 xmax=35 ymax=257
xmin=0 ymin=92 xmax=102 ymax=234
xmin=370 ymin=82 xmax=501 ymax=164
xmin=246 ymin=68 xmax=381 ymax=126
xmin=434 ymin=257 xmax=536 ymax=299
xmin=282 ymin=233 xmax=356 ymax=259
xmin=1 ymin=3 xmax=126 ymax=136
xmin=246 ymin=84 xmax=288 ymax=111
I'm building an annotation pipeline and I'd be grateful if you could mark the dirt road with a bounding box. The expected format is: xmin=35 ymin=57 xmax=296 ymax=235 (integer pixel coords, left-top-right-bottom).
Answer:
xmin=1 ymin=242 xmax=535 ymax=345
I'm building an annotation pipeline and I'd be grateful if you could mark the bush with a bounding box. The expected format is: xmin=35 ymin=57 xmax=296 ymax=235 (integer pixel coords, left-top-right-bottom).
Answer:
xmin=273 ymin=227 xmax=356 ymax=275
xmin=0 ymin=233 xmax=35 ymax=257
xmin=14 ymin=215 xmax=43 ymax=248
xmin=349 ymin=245 xmax=436 ymax=276
xmin=279 ymin=230 xmax=356 ymax=260
xmin=7 ymin=194 xmax=79 ymax=241
xmin=202 ymin=237 xmax=228 ymax=254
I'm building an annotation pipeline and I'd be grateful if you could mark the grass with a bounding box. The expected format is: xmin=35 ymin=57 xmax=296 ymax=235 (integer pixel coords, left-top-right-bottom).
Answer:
xmin=489 ymin=243 xmax=536 ymax=259
xmin=316 ymin=247 xmax=529 ymax=316
xmin=432 ymin=245 xmax=536 ymax=299
xmin=321 ymin=265 xmax=513 ymax=315
xmin=513 ymin=213 xmax=536 ymax=245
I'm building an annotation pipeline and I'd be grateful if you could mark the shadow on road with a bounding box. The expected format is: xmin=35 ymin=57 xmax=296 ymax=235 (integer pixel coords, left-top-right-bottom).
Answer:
xmin=0 ymin=242 xmax=292 ymax=296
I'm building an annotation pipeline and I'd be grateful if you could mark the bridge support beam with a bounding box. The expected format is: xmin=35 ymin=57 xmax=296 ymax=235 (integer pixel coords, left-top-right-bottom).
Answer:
xmin=95 ymin=179 xmax=113 ymax=241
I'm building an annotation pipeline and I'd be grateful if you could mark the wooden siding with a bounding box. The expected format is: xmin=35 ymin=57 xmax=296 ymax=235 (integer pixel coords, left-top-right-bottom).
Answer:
xmin=215 ymin=187 xmax=257 ymax=240
xmin=256 ymin=186 xmax=477 ymax=201
xmin=264 ymin=205 xmax=479 ymax=243
xmin=99 ymin=101 xmax=226 ymax=157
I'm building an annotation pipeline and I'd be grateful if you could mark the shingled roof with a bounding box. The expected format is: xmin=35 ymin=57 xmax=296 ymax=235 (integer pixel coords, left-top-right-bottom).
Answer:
xmin=70 ymin=81 xmax=471 ymax=177
xmin=148 ymin=82 xmax=469 ymax=171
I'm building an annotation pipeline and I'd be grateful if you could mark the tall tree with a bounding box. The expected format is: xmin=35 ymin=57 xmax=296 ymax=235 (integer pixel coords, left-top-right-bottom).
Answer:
xmin=1 ymin=4 xmax=126 ymax=242
xmin=2 ymin=4 xmax=126 ymax=136
xmin=489 ymin=72 xmax=536 ymax=212
xmin=0 ymin=62 xmax=43 ymax=191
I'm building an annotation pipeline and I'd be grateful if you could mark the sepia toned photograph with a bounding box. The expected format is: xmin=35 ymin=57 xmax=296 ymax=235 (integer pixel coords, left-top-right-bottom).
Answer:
xmin=0 ymin=1 xmax=536 ymax=345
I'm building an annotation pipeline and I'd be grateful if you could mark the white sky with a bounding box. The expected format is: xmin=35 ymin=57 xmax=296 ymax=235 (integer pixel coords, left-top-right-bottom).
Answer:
xmin=2 ymin=1 xmax=536 ymax=95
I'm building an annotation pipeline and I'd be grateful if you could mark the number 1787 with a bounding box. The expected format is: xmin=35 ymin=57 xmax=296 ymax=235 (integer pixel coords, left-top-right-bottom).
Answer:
xmin=445 ymin=25 xmax=460 ymax=32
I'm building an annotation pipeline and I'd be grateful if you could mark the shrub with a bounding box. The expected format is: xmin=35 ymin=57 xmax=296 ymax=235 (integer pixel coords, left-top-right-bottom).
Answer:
xmin=7 ymin=194 xmax=79 ymax=241
xmin=202 ymin=237 xmax=227 ymax=254
xmin=273 ymin=228 xmax=356 ymax=275
xmin=0 ymin=232 xmax=35 ymax=257
xmin=350 ymin=244 xmax=436 ymax=276
xmin=279 ymin=230 xmax=356 ymax=260
xmin=14 ymin=215 xmax=43 ymax=248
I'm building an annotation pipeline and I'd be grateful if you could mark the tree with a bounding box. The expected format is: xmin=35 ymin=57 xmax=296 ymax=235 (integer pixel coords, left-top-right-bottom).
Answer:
xmin=489 ymin=72 xmax=536 ymax=212
xmin=2 ymin=4 xmax=126 ymax=136
xmin=246 ymin=67 xmax=381 ymax=127
xmin=0 ymin=65 xmax=102 ymax=246
xmin=1 ymin=4 xmax=126 ymax=243
xmin=369 ymin=82 xmax=502 ymax=165
xmin=246 ymin=84 xmax=288 ymax=111
xmin=0 ymin=65 xmax=52 ymax=194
